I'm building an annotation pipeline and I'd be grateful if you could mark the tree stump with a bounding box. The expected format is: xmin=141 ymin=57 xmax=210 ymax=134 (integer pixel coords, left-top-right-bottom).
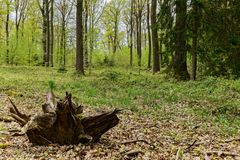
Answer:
xmin=8 ymin=92 xmax=120 ymax=145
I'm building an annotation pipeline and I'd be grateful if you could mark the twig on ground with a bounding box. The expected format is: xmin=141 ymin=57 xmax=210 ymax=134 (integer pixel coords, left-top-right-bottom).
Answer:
xmin=121 ymin=139 xmax=156 ymax=148
xmin=185 ymin=140 xmax=197 ymax=152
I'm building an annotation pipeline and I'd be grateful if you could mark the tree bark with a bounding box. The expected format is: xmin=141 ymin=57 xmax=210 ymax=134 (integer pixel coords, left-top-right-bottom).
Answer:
xmin=41 ymin=0 xmax=48 ymax=66
xmin=147 ymin=0 xmax=152 ymax=69
xmin=151 ymin=0 xmax=160 ymax=73
xmin=49 ymin=0 xmax=54 ymax=67
xmin=84 ymin=0 xmax=89 ymax=68
xmin=76 ymin=0 xmax=85 ymax=75
xmin=191 ymin=0 xmax=200 ymax=80
xmin=136 ymin=0 xmax=142 ymax=70
xmin=173 ymin=0 xmax=189 ymax=80
xmin=129 ymin=0 xmax=134 ymax=66
xmin=46 ymin=0 xmax=50 ymax=67
xmin=5 ymin=1 xmax=10 ymax=64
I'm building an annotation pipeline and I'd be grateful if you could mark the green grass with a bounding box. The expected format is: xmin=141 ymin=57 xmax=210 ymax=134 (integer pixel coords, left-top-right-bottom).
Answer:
xmin=0 ymin=66 xmax=239 ymax=136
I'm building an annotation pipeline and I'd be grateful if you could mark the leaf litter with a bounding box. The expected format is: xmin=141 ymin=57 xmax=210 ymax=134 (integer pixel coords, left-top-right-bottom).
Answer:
xmin=0 ymin=94 xmax=240 ymax=160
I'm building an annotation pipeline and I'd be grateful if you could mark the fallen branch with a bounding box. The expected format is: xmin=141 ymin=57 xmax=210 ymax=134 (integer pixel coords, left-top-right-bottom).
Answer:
xmin=206 ymin=150 xmax=240 ymax=157
xmin=121 ymin=139 xmax=155 ymax=148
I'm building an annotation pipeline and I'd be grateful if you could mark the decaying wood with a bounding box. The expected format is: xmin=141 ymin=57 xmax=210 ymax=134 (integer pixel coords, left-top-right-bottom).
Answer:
xmin=7 ymin=92 xmax=120 ymax=145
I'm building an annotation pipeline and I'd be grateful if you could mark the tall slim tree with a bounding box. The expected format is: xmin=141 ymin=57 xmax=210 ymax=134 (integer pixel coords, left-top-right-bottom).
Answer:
xmin=37 ymin=0 xmax=48 ymax=66
xmin=173 ymin=0 xmax=189 ymax=80
xmin=151 ymin=0 xmax=160 ymax=73
xmin=5 ymin=0 xmax=10 ymax=64
xmin=84 ymin=0 xmax=89 ymax=67
xmin=135 ymin=0 xmax=144 ymax=69
xmin=191 ymin=0 xmax=201 ymax=80
xmin=129 ymin=0 xmax=134 ymax=66
xmin=56 ymin=0 xmax=73 ymax=68
xmin=49 ymin=0 xmax=54 ymax=67
xmin=147 ymin=0 xmax=152 ymax=69
xmin=46 ymin=0 xmax=50 ymax=67
xmin=76 ymin=0 xmax=84 ymax=74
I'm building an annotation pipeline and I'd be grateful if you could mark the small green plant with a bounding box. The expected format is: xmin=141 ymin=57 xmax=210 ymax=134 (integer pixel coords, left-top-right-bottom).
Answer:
xmin=48 ymin=80 xmax=56 ymax=91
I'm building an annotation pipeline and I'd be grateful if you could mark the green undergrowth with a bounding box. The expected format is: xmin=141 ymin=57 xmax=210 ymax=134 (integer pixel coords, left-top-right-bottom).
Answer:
xmin=0 ymin=66 xmax=239 ymax=136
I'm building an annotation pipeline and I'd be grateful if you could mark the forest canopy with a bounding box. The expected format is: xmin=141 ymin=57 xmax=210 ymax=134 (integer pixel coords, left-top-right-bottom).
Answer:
xmin=0 ymin=0 xmax=239 ymax=79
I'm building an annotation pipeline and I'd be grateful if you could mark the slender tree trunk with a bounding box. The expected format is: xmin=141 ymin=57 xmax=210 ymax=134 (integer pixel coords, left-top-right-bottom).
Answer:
xmin=113 ymin=14 xmax=119 ymax=56
xmin=173 ymin=0 xmax=189 ymax=80
xmin=191 ymin=0 xmax=200 ymax=80
xmin=42 ymin=0 xmax=47 ymax=66
xmin=76 ymin=0 xmax=84 ymax=75
xmin=46 ymin=0 xmax=50 ymax=67
xmin=136 ymin=0 xmax=142 ymax=70
xmin=5 ymin=1 xmax=10 ymax=64
xmin=84 ymin=0 xmax=89 ymax=67
xmin=89 ymin=4 xmax=94 ymax=74
xmin=63 ymin=23 xmax=66 ymax=67
xmin=129 ymin=0 xmax=134 ymax=66
xmin=152 ymin=0 xmax=160 ymax=73
xmin=56 ymin=25 xmax=60 ymax=65
xmin=147 ymin=0 xmax=152 ymax=69
xmin=60 ymin=17 xmax=65 ymax=67
xmin=50 ymin=0 xmax=54 ymax=67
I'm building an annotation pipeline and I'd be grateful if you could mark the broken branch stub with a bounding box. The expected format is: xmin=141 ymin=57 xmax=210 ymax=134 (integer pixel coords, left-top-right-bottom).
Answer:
xmin=8 ymin=92 xmax=120 ymax=145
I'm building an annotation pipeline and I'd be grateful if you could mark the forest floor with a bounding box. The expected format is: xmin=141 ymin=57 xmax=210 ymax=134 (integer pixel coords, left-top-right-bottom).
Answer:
xmin=0 ymin=66 xmax=240 ymax=160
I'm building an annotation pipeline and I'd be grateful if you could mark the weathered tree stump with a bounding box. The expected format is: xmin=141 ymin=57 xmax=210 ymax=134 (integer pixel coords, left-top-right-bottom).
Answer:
xmin=8 ymin=92 xmax=120 ymax=145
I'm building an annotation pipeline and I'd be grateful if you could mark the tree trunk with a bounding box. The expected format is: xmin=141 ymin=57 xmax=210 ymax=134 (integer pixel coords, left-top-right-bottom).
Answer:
xmin=89 ymin=2 xmax=94 ymax=74
xmin=5 ymin=1 xmax=10 ymax=64
xmin=191 ymin=0 xmax=200 ymax=80
xmin=173 ymin=0 xmax=189 ymax=80
xmin=84 ymin=0 xmax=89 ymax=68
xmin=136 ymin=0 xmax=142 ymax=70
xmin=8 ymin=92 xmax=120 ymax=145
xmin=50 ymin=0 xmax=54 ymax=67
xmin=113 ymin=14 xmax=119 ymax=56
xmin=152 ymin=0 xmax=160 ymax=73
xmin=76 ymin=0 xmax=84 ymax=75
xmin=129 ymin=0 xmax=134 ymax=66
xmin=147 ymin=0 xmax=152 ymax=69
xmin=42 ymin=0 xmax=48 ymax=66
xmin=46 ymin=0 xmax=50 ymax=67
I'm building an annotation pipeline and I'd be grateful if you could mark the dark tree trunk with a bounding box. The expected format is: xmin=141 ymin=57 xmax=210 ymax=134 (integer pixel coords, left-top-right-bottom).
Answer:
xmin=129 ymin=0 xmax=134 ymax=66
xmin=8 ymin=92 xmax=120 ymax=145
xmin=173 ymin=0 xmax=189 ymax=80
xmin=50 ymin=0 xmax=54 ymax=67
xmin=42 ymin=0 xmax=48 ymax=66
xmin=136 ymin=0 xmax=142 ymax=69
xmin=46 ymin=0 xmax=50 ymax=67
xmin=84 ymin=0 xmax=89 ymax=67
xmin=113 ymin=14 xmax=119 ymax=55
xmin=191 ymin=0 xmax=200 ymax=80
xmin=147 ymin=0 xmax=152 ymax=69
xmin=151 ymin=0 xmax=160 ymax=73
xmin=5 ymin=1 xmax=10 ymax=64
xmin=76 ymin=0 xmax=84 ymax=75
